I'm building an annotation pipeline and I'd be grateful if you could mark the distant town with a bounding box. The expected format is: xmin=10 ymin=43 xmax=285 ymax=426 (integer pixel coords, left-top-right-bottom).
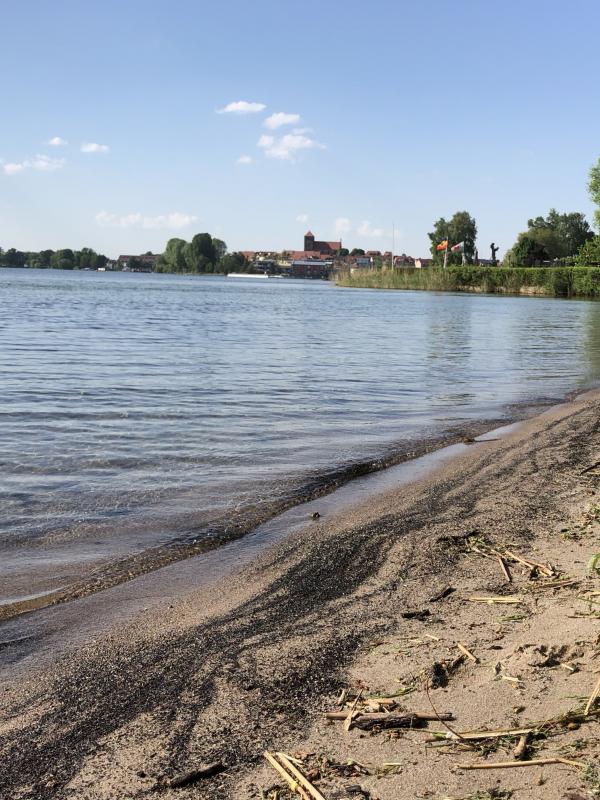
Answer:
xmin=109 ymin=230 xmax=432 ymax=279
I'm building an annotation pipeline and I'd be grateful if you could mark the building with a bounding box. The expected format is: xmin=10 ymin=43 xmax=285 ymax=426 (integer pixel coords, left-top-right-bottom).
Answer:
xmin=118 ymin=253 xmax=159 ymax=272
xmin=414 ymin=258 xmax=432 ymax=269
xmin=291 ymin=259 xmax=333 ymax=279
xmin=303 ymin=231 xmax=341 ymax=255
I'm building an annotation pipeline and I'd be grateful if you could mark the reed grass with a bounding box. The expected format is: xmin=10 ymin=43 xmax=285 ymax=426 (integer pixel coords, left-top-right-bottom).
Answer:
xmin=337 ymin=266 xmax=600 ymax=298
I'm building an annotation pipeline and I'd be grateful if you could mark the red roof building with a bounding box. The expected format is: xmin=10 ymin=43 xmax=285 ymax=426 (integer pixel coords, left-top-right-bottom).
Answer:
xmin=304 ymin=231 xmax=341 ymax=255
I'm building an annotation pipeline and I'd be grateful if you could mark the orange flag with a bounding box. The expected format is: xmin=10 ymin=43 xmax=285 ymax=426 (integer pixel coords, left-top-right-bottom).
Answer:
xmin=436 ymin=240 xmax=448 ymax=251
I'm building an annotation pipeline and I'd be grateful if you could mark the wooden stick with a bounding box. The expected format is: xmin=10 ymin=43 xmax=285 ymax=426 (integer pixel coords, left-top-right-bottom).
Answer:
xmin=424 ymin=633 xmax=442 ymax=642
xmin=528 ymin=579 xmax=580 ymax=591
xmin=457 ymin=757 xmax=585 ymax=770
xmin=584 ymin=675 xmax=600 ymax=716
xmin=343 ymin=690 xmax=362 ymax=731
xmin=457 ymin=642 xmax=478 ymax=663
xmin=275 ymin=752 xmax=328 ymax=800
xmin=503 ymin=549 xmax=554 ymax=577
xmin=325 ymin=710 xmax=454 ymax=721
xmin=263 ymin=752 xmax=311 ymax=800
xmin=498 ymin=555 xmax=512 ymax=582
xmin=429 ymin=727 xmax=535 ymax=742
xmin=468 ymin=596 xmax=522 ymax=604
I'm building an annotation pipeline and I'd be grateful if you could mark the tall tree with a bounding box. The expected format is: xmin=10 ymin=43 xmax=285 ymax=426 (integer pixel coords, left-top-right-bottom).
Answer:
xmin=184 ymin=233 xmax=216 ymax=272
xmin=589 ymin=156 xmax=600 ymax=230
xmin=51 ymin=249 xmax=75 ymax=269
xmin=527 ymin=209 xmax=593 ymax=256
xmin=212 ymin=238 xmax=227 ymax=260
xmin=428 ymin=211 xmax=477 ymax=264
xmin=163 ymin=238 xmax=188 ymax=272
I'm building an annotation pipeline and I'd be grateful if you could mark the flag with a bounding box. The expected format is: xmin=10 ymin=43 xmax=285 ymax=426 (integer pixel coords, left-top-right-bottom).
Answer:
xmin=451 ymin=242 xmax=464 ymax=253
xmin=436 ymin=240 xmax=448 ymax=251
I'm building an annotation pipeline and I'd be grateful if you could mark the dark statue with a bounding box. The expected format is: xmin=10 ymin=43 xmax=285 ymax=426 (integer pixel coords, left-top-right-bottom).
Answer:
xmin=490 ymin=242 xmax=499 ymax=265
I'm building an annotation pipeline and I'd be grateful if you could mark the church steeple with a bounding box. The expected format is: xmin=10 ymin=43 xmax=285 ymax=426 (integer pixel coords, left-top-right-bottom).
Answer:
xmin=304 ymin=230 xmax=315 ymax=251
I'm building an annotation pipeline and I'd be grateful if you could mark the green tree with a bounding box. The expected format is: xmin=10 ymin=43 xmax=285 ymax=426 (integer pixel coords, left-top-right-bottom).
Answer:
xmin=576 ymin=236 xmax=600 ymax=266
xmin=527 ymin=209 xmax=593 ymax=256
xmin=162 ymin=238 xmax=188 ymax=272
xmin=184 ymin=233 xmax=216 ymax=272
xmin=212 ymin=238 xmax=227 ymax=260
xmin=504 ymin=233 xmax=549 ymax=266
xmin=76 ymin=247 xmax=99 ymax=269
xmin=428 ymin=211 xmax=477 ymax=265
xmin=218 ymin=252 xmax=248 ymax=273
xmin=589 ymin=156 xmax=600 ymax=230
xmin=337 ymin=247 xmax=349 ymax=257
xmin=127 ymin=256 xmax=143 ymax=271
xmin=3 ymin=248 xmax=27 ymax=267
xmin=350 ymin=248 xmax=365 ymax=256
xmin=51 ymin=249 xmax=75 ymax=269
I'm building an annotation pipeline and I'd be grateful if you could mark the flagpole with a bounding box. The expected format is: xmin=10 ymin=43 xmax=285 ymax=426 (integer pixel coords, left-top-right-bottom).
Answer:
xmin=391 ymin=222 xmax=395 ymax=270
xmin=443 ymin=235 xmax=448 ymax=270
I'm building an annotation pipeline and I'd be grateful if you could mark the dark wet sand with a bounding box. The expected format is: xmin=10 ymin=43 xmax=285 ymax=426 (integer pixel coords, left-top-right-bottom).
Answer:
xmin=1 ymin=389 xmax=600 ymax=799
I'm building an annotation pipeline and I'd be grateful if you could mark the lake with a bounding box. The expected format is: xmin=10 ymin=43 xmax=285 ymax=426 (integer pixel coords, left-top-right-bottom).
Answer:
xmin=2 ymin=268 xmax=600 ymax=610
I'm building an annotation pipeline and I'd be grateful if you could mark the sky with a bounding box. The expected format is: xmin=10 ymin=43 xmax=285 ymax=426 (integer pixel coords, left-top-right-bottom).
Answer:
xmin=1 ymin=0 xmax=599 ymax=260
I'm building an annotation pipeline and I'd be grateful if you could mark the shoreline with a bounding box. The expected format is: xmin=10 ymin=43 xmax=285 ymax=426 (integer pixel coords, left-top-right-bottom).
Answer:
xmin=2 ymin=388 xmax=600 ymax=798
xmin=336 ymin=265 xmax=600 ymax=298
xmin=0 ymin=395 xmax=562 ymax=625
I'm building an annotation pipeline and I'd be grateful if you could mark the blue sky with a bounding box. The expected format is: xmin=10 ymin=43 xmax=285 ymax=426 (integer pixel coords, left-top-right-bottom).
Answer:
xmin=1 ymin=0 xmax=599 ymax=259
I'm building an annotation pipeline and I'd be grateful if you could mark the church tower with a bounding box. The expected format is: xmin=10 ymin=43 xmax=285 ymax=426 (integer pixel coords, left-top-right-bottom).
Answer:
xmin=304 ymin=230 xmax=315 ymax=251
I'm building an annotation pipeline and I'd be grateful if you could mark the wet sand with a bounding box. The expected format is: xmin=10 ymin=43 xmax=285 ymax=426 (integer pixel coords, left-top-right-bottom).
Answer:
xmin=1 ymin=389 xmax=600 ymax=799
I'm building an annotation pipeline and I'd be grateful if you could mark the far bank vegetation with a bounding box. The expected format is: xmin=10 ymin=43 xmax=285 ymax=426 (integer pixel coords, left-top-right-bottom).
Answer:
xmin=340 ymin=155 xmax=600 ymax=297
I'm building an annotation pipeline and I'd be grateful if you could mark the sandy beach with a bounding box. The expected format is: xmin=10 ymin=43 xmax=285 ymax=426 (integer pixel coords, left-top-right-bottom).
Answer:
xmin=2 ymin=389 xmax=600 ymax=800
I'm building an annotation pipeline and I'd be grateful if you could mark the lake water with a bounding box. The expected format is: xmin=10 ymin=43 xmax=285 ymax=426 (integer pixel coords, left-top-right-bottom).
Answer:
xmin=2 ymin=268 xmax=600 ymax=609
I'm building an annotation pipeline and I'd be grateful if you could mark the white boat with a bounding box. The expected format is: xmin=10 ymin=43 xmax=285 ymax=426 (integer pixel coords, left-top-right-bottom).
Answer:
xmin=227 ymin=273 xmax=269 ymax=279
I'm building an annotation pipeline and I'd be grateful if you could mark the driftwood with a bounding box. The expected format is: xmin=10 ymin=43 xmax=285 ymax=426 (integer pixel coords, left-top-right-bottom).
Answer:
xmin=168 ymin=761 xmax=225 ymax=787
xmin=457 ymin=756 xmax=585 ymax=770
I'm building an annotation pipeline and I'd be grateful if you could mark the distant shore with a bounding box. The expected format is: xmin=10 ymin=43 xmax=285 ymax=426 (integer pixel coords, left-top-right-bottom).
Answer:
xmin=337 ymin=264 xmax=600 ymax=297
xmin=2 ymin=389 xmax=600 ymax=799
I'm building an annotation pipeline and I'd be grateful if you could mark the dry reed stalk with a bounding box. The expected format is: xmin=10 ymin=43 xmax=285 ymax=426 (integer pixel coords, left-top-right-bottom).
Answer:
xmin=457 ymin=756 xmax=585 ymax=770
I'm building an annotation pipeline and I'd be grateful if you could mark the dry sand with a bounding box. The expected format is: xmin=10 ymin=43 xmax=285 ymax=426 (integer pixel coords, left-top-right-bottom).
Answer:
xmin=1 ymin=390 xmax=600 ymax=800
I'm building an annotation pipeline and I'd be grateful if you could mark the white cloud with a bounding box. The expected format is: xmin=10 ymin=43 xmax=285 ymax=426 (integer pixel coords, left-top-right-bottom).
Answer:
xmin=257 ymin=132 xmax=325 ymax=161
xmin=4 ymin=162 xmax=25 ymax=175
xmin=264 ymin=112 xmax=300 ymax=129
xmin=81 ymin=142 xmax=110 ymax=153
xmin=95 ymin=211 xmax=198 ymax=230
xmin=296 ymin=213 xmax=309 ymax=223
xmin=29 ymin=154 xmax=66 ymax=171
xmin=3 ymin=154 xmax=65 ymax=175
xmin=334 ymin=217 xmax=352 ymax=236
xmin=48 ymin=136 xmax=68 ymax=146
xmin=357 ymin=220 xmax=385 ymax=238
xmin=237 ymin=154 xmax=253 ymax=164
xmin=218 ymin=100 xmax=266 ymax=114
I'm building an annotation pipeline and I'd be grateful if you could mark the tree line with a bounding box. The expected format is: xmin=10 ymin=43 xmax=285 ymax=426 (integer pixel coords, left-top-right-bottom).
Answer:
xmin=426 ymin=156 xmax=600 ymax=268
xmin=154 ymin=233 xmax=251 ymax=274
xmin=0 ymin=247 xmax=108 ymax=270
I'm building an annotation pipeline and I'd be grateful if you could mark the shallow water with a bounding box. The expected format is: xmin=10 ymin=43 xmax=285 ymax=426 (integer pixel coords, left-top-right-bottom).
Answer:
xmin=2 ymin=268 xmax=600 ymax=604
